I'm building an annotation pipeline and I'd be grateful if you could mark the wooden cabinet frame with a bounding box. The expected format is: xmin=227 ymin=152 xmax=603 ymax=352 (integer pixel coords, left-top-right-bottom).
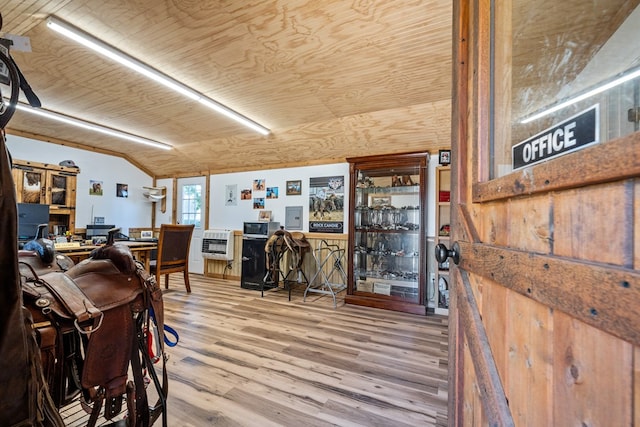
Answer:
xmin=346 ymin=152 xmax=429 ymax=315
xmin=12 ymin=159 xmax=79 ymax=235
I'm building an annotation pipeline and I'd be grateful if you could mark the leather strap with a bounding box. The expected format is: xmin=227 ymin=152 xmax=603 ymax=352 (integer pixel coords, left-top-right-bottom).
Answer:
xmin=35 ymin=272 xmax=103 ymax=332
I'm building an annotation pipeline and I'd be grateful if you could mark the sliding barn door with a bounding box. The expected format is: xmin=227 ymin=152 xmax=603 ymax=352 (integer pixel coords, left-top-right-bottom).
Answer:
xmin=448 ymin=1 xmax=640 ymax=425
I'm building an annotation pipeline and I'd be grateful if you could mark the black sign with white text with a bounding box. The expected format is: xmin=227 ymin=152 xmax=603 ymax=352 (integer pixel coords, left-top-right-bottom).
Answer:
xmin=512 ymin=105 xmax=599 ymax=170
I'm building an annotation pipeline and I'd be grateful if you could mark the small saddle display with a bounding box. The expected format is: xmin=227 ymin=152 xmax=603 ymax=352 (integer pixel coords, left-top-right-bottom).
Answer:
xmin=263 ymin=228 xmax=311 ymax=299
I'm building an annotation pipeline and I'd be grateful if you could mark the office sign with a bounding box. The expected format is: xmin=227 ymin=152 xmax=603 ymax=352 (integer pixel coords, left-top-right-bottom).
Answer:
xmin=512 ymin=105 xmax=599 ymax=170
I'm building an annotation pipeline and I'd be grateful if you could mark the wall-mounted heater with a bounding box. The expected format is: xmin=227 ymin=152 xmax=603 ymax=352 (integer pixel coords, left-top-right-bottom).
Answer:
xmin=201 ymin=229 xmax=234 ymax=261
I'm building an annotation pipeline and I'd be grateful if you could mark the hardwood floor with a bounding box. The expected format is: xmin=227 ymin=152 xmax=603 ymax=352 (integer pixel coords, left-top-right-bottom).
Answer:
xmin=160 ymin=274 xmax=449 ymax=426
xmin=58 ymin=273 xmax=448 ymax=426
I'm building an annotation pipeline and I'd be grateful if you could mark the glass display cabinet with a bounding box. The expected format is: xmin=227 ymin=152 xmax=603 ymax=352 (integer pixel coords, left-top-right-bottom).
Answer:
xmin=346 ymin=152 xmax=428 ymax=315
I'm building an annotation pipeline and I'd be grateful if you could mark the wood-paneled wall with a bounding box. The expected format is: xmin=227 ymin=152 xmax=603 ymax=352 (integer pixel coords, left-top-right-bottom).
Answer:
xmin=205 ymin=231 xmax=348 ymax=284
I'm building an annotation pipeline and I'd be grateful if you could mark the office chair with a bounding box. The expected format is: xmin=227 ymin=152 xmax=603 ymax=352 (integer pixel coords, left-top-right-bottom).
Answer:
xmin=150 ymin=224 xmax=195 ymax=292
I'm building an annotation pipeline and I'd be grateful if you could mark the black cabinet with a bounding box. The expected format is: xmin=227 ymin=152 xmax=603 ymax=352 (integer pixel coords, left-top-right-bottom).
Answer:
xmin=241 ymin=237 xmax=267 ymax=290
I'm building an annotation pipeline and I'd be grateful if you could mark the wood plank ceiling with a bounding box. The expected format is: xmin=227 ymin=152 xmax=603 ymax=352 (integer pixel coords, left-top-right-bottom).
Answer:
xmin=0 ymin=0 xmax=453 ymax=178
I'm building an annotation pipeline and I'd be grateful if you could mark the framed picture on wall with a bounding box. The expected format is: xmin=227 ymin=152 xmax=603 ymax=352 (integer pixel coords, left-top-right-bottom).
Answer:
xmin=89 ymin=180 xmax=103 ymax=196
xmin=258 ymin=210 xmax=272 ymax=221
xmin=116 ymin=183 xmax=128 ymax=198
xmin=286 ymin=180 xmax=302 ymax=195
xmin=439 ymin=149 xmax=451 ymax=165
xmin=225 ymin=184 xmax=238 ymax=206
xmin=253 ymin=179 xmax=265 ymax=191
xmin=266 ymin=187 xmax=278 ymax=199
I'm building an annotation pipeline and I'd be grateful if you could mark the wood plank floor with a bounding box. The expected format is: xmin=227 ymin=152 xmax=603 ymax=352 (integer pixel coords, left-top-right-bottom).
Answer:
xmin=58 ymin=273 xmax=448 ymax=426
xmin=160 ymin=274 xmax=449 ymax=426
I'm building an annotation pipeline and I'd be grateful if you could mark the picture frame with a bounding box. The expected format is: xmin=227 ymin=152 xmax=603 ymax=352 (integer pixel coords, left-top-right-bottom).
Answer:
xmin=266 ymin=187 xmax=278 ymax=199
xmin=258 ymin=210 xmax=272 ymax=221
xmin=286 ymin=180 xmax=302 ymax=196
xmin=141 ymin=230 xmax=153 ymax=238
xmin=116 ymin=183 xmax=128 ymax=198
xmin=371 ymin=196 xmax=392 ymax=207
xmin=225 ymin=184 xmax=237 ymax=206
xmin=439 ymin=149 xmax=451 ymax=165
xmin=253 ymin=197 xmax=265 ymax=209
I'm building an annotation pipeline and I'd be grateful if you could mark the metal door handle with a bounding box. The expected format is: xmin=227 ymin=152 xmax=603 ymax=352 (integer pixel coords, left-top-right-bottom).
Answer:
xmin=435 ymin=241 xmax=460 ymax=265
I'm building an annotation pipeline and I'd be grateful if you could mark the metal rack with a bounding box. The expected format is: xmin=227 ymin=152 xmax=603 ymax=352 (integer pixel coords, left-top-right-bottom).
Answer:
xmin=304 ymin=240 xmax=347 ymax=308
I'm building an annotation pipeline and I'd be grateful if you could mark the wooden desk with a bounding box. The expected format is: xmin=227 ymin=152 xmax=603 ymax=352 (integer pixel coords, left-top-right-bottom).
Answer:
xmin=56 ymin=241 xmax=157 ymax=271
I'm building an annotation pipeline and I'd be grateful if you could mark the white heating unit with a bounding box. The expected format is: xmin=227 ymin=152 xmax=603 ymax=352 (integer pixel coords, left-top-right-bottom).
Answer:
xmin=201 ymin=229 xmax=234 ymax=261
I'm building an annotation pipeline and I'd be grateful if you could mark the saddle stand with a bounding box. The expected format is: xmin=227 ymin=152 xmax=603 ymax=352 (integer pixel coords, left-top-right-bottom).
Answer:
xmin=262 ymin=229 xmax=310 ymax=300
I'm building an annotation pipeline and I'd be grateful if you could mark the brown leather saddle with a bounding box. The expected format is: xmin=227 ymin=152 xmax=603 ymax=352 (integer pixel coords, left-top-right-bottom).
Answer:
xmin=20 ymin=234 xmax=168 ymax=426
xmin=263 ymin=229 xmax=310 ymax=299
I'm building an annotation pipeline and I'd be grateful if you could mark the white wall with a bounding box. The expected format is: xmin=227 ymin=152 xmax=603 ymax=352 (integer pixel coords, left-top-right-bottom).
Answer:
xmin=426 ymin=154 xmax=440 ymax=238
xmin=209 ymin=164 xmax=350 ymax=232
xmin=7 ymin=134 xmax=441 ymax=238
xmin=155 ymin=177 xmax=174 ymax=225
xmin=6 ymin=134 xmax=154 ymax=235
xmin=208 ymin=157 xmax=439 ymax=235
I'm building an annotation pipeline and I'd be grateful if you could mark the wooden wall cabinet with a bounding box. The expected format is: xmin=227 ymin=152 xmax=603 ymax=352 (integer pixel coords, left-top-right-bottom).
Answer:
xmin=434 ymin=166 xmax=450 ymax=314
xmin=12 ymin=159 xmax=79 ymax=235
xmin=346 ymin=152 xmax=428 ymax=315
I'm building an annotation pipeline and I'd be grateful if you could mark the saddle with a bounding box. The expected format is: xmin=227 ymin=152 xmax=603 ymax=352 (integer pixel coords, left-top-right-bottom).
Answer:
xmin=264 ymin=229 xmax=310 ymax=298
xmin=20 ymin=234 xmax=168 ymax=426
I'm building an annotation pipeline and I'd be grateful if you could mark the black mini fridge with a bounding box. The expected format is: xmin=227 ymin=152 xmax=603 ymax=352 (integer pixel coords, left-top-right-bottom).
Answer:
xmin=240 ymin=236 xmax=268 ymax=290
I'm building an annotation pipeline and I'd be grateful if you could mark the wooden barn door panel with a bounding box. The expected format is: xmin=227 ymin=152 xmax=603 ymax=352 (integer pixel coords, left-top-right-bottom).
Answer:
xmin=451 ymin=0 xmax=640 ymax=425
xmin=552 ymin=312 xmax=633 ymax=426
xmin=553 ymin=181 xmax=633 ymax=265
xmin=505 ymin=290 xmax=553 ymax=427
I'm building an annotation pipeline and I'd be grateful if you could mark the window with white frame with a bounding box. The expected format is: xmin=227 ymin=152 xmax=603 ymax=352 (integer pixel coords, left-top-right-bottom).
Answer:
xmin=180 ymin=184 xmax=202 ymax=227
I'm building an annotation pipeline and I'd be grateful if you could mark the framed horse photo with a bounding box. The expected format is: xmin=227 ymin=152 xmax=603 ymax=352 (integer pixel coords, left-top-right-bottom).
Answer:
xmin=286 ymin=180 xmax=302 ymax=196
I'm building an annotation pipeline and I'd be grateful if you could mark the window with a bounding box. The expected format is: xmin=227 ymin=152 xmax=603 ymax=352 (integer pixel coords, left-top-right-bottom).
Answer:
xmin=180 ymin=184 xmax=202 ymax=228
xmin=490 ymin=1 xmax=639 ymax=179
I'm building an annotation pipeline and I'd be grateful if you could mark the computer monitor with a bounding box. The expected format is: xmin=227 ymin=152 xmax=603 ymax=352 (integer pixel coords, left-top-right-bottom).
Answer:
xmin=86 ymin=224 xmax=116 ymax=239
xmin=17 ymin=203 xmax=49 ymax=241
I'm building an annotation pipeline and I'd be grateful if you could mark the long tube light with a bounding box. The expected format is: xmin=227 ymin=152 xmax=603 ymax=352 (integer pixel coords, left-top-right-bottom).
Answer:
xmin=520 ymin=66 xmax=640 ymax=124
xmin=15 ymin=103 xmax=173 ymax=150
xmin=47 ymin=16 xmax=270 ymax=136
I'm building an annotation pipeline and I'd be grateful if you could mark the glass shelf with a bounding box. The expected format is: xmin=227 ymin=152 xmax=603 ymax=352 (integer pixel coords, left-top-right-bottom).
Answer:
xmin=347 ymin=152 xmax=428 ymax=314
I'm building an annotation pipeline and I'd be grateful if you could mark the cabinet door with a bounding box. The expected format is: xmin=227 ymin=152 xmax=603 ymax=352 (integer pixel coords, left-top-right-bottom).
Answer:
xmin=347 ymin=153 xmax=428 ymax=315
xmin=46 ymin=171 xmax=76 ymax=207
xmin=13 ymin=167 xmax=46 ymax=204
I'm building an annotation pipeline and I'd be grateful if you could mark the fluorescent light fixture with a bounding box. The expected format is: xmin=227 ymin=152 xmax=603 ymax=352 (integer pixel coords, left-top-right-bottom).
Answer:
xmin=520 ymin=66 xmax=640 ymax=124
xmin=15 ymin=103 xmax=173 ymax=150
xmin=47 ymin=16 xmax=270 ymax=136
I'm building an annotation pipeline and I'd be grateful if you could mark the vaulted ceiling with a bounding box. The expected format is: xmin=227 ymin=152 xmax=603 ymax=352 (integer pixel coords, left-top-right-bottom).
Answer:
xmin=0 ymin=1 xmax=453 ymax=178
